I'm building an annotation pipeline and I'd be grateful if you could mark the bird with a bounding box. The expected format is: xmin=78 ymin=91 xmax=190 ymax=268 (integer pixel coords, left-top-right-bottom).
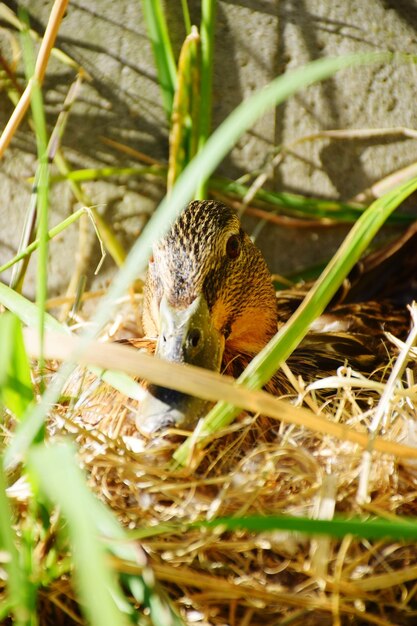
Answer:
xmin=136 ymin=199 xmax=417 ymax=435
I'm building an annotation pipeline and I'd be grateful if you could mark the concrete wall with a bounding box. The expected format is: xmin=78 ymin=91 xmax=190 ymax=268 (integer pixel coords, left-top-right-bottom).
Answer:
xmin=2 ymin=0 xmax=417 ymax=297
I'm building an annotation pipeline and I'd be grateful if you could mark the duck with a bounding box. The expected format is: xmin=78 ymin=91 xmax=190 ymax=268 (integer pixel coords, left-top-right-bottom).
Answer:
xmin=136 ymin=199 xmax=417 ymax=435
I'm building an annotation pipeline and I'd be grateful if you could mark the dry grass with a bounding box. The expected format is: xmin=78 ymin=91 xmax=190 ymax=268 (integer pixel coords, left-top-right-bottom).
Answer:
xmin=19 ymin=293 xmax=417 ymax=626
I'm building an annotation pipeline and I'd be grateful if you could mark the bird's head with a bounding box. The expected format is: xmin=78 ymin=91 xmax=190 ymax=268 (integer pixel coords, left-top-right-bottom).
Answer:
xmin=137 ymin=200 xmax=277 ymax=434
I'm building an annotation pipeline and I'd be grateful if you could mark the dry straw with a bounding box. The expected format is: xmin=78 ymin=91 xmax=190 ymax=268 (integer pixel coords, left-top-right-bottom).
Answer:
xmin=18 ymin=297 xmax=417 ymax=626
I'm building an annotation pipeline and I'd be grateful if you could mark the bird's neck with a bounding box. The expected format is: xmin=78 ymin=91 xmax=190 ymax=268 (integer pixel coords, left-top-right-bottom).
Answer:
xmin=225 ymin=306 xmax=277 ymax=356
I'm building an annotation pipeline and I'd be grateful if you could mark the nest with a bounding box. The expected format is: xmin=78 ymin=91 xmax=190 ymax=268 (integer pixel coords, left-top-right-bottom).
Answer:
xmin=11 ymin=296 xmax=417 ymax=626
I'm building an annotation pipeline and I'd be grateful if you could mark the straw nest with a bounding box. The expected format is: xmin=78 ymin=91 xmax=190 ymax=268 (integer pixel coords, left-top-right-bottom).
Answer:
xmin=21 ymin=295 xmax=417 ymax=625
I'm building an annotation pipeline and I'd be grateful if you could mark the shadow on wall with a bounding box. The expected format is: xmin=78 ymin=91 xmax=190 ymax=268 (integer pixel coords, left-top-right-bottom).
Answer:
xmin=3 ymin=0 xmax=417 ymax=284
xmin=4 ymin=0 xmax=417 ymax=193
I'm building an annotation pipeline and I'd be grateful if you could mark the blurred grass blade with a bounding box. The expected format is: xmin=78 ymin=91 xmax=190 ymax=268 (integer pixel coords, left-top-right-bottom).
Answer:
xmin=0 ymin=207 xmax=87 ymax=277
xmin=168 ymin=27 xmax=200 ymax=191
xmin=195 ymin=0 xmax=216 ymax=198
xmin=28 ymin=443 xmax=132 ymax=626
xmin=0 ymin=282 xmax=66 ymax=335
xmin=8 ymin=189 xmax=37 ymax=293
xmin=0 ymin=283 xmax=143 ymax=467
xmin=69 ymin=476 xmax=185 ymax=626
xmin=142 ymin=0 xmax=177 ymax=117
xmin=22 ymin=329 xmax=417 ymax=460
xmin=181 ymin=0 xmax=191 ymax=33
xmin=20 ymin=14 xmax=50 ymax=373
xmin=88 ymin=366 xmax=147 ymax=401
xmin=0 ymin=283 xmax=143 ymax=404
xmin=48 ymin=164 xmax=165 ymax=183
xmin=28 ymin=442 xmax=185 ymax=626
xmin=174 ymin=173 xmax=417 ymax=465
xmin=0 ymin=313 xmax=34 ymax=420
xmin=0 ymin=457 xmax=32 ymax=626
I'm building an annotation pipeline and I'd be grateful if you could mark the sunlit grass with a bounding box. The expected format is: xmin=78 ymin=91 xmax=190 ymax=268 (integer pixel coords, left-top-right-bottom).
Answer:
xmin=2 ymin=2 xmax=417 ymax=624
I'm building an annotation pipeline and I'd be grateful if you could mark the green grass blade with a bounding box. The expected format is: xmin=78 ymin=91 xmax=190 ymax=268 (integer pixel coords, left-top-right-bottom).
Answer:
xmin=8 ymin=189 xmax=37 ymax=293
xmin=20 ymin=16 xmax=50 ymax=375
xmin=142 ymin=0 xmax=177 ymax=117
xmin=199 ymin=514 xmax=417 ymax=541
xmin=0 ymin=285 xmax=146 ymax=465
xmin=0 ymin=207 xmax=86 ymax=276
xmin=211 ymin=176 xmax=414 ymax=223
xmin=48 ymin=163 xmax=414 ymax=225
xmin=131 ymin=512 xmax=417 ymax=542
xmin=174 ymin=174 xmax=417 ymax=464
xmin=195 ymin=0 xmax=217 ymax=199
xmin=0 ymin=457 xmax=33 ymax=626
xmin=181 ymin=0 xmax=191 ymax=33
xmin=28 ymin=442 xmax=185 ymax=626
xmin=0 ymin=314 xmax=34 ymax=420
xmin=49 ymin=164 xmax=164 ymax=183
xmin=0 ymin=282 xmax=66 ymax=335
xmin=28 ymin=443 xmax=132 ymax=626
xmin=88 ymin=366 xmax=146 ymax=401
xmin=239 ymin=175 xmax=417 ymax=385
xmin=49 ymin=164 xmax=414 ymax=224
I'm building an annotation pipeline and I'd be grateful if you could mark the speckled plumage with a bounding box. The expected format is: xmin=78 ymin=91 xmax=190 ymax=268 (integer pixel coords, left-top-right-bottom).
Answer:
xmin=143 ymin=200 xmax=278 ymax=355
xmin=139 ymin=199 xmax=417 ymax=430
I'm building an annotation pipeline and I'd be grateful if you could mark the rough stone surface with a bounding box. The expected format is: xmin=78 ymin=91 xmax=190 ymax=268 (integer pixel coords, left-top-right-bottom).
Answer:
xmin=2 ymin=1 xmax=417 ymax=297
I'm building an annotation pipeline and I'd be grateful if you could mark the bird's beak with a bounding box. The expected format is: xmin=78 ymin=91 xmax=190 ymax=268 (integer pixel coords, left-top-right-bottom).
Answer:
xmin=136 ymin=293 xmax=224 ymax=434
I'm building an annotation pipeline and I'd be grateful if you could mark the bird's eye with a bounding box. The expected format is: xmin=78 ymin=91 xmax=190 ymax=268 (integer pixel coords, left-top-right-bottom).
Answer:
xmin=226 ymin=234 xmax=241 ymax=259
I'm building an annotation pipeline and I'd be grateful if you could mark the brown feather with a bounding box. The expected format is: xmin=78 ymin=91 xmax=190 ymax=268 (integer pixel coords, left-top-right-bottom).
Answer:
xmin=138 ymin=200 xmax=416 ymax=426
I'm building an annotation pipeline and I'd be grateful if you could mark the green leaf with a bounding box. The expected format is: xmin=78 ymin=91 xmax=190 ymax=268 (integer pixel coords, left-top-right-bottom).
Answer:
xmin=0 ymin=313 xmax=34 ymax=420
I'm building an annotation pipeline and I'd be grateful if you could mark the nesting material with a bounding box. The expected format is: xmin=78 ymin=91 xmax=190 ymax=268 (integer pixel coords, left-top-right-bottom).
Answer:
xmin=15 ymin=298 xmax=417 ymax=625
